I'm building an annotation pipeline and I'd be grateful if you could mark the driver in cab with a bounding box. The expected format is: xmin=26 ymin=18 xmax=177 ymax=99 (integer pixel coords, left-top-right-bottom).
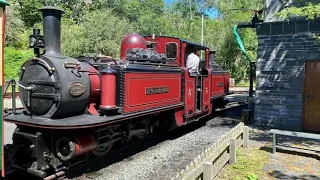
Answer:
xmin=185 ymin=45 xmax=200 ymax=76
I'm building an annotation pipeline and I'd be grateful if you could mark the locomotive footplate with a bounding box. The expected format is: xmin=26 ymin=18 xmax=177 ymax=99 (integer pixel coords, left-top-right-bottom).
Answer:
xmin=4 ymin=103 xmax=184 ymax=129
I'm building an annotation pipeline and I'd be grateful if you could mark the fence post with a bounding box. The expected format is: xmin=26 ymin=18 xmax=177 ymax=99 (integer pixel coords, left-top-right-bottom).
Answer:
xmin=229 ymin=139 xmax=236 ymax=164
xmin=203 ymin=161 xmax=213 ymax=180
xmin=243 ymin=126 xmax=249 ymax=148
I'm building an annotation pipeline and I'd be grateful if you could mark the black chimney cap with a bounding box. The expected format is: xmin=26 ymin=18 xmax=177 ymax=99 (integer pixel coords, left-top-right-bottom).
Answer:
xmin=40 ymin=6 xmax=65 ymax=14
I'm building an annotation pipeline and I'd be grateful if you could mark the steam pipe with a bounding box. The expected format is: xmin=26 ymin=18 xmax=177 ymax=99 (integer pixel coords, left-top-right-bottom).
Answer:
xmin=237 ymin=22 xmax=253 ymax=29
xmin=39 ymin=6 xmax=64 ymax=57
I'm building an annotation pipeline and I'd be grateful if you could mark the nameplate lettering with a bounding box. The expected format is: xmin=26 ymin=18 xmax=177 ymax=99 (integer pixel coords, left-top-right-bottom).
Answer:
xmin=146 ymin=87 xmax=169 ymax=95
xmin=217 ymin=82 xmax=224 ymax=87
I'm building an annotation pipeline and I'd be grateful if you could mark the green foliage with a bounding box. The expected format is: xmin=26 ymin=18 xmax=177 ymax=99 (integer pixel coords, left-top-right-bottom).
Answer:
xmin=15 ymin=0 xmax=43 ymax=27
xmin=79 ymin=10 xmax=136 ymax=57
xmin=216 ymin=147 xmax=269 ymax=179
xmin=246 ymin=172 xmax=259 ymax=180
xmin=4 ymin=47 xmax=34 ymax=80
xmin=5 ymin=5 xmax=27 ymax=48
xmin=4 ymin=0 xmax=264 ymax=82
xmin=278 ymin=2 xmax=320 ymax=20
xmin=277 ymin=1 xmax=320 ymax=43
xmin=61 ymin=23 xmax=86 ymax=57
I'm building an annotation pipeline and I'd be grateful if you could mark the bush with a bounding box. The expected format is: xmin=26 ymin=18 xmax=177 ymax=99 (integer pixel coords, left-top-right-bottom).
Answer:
xmin=4 ymin=47 xmax=34 ymax=80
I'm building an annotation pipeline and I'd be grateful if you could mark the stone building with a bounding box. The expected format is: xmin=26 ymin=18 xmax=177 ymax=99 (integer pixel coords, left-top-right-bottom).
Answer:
xmin=254 ymin=0 xmax=320 ymax=132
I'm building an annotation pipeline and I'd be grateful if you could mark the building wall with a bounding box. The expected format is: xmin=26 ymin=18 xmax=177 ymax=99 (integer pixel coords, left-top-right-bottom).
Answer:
xmin=255 ymin=19 xmax=320 ymax=130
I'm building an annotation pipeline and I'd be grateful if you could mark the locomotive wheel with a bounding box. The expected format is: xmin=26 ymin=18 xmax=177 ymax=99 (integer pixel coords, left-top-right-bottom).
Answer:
xmin=136 ymin=132 xmax=147 ymax=139
xmin=91 ymin=143 xmax=113 ymax=157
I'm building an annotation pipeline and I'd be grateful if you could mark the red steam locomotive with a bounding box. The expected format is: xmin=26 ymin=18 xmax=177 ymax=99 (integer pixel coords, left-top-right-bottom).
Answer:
xmin=3 ymin=6 xmax=230 ymax=178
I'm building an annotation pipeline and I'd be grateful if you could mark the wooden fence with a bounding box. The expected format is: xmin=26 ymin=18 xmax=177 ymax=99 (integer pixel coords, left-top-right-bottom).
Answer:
xmin=171 ymin=122 xmax=249 ymax=180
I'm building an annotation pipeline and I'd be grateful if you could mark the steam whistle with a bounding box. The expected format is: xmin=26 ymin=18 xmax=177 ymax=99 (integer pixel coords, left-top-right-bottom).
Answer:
xmin=29 ymin=28 xmax=45 ymax=56
xmin=146 ymin=33 xmax=157 ymax=51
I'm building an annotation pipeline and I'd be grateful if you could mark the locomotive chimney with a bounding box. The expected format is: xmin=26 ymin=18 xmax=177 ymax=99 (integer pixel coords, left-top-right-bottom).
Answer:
xmin=40 ymin=6 xmax=64 ymax=57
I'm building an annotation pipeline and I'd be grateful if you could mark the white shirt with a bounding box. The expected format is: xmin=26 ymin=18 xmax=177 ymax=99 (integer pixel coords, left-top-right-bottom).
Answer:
xmin=186 ymin=53 xmax=200 ymax=74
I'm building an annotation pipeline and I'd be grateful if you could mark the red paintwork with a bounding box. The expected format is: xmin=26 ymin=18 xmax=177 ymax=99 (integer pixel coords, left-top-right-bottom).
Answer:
xmin=87 ymin=65 xmax=100 ymax=115
xmin=73 ymin=135 xmax=97 ymax=157
xmin=205 ymin=49 xmax=209 ymax=68
xmin=5 ymin=104 xmax=185 ymax=129
xmin=88 ymin=103 xmax=98 ymax=115
xmin=2 ymin=7 xmax=6 ymax=177
xmin=184 ymin=69 xmax=195 ymax=116
xmin=88 ymin=65 xmax=100 ymax=103
xmin=208 ymin=102 xmax=213 ymax=115
xmin=174 ymin=108 xmax=184 ymax=126
xmin=211 ymin=73 xmax=225 ymax=97
xmin=202 ymin=71 xmax=211 ymax=110
xmin=121 ymin=33 xmax=147 ymax=60
xmin=185 ymin=111 xmax=208 ymax=121
xmin=100 ymin=71 xmax=117 ymax=110
xmin=181 ymin=42 xmax=187 ymax=67
xmin=224 ymin=73 xmax=230 ymax=94
xmin=123 ymin=73 xmax=182 ymax=113
xmin=144 ymin=37 xmax=181 ymax=66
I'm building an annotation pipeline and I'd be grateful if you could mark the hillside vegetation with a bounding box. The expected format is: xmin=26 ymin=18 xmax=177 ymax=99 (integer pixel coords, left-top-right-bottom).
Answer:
xmin=5 ymin=0 xmax=265 ymax=82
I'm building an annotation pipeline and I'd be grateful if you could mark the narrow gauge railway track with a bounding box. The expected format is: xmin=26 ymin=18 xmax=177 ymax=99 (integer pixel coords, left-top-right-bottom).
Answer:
xmin=2 ymin=101 xmax=248 ymax=180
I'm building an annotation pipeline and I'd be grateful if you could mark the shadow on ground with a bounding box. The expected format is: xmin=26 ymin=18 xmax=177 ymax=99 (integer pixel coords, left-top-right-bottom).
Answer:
xmin=248 ymin=125 xmax=320 ymax=153
xmin=248 ymin=126 xmax=320 ymax=180
xmin=268 ymin=170 xmax=320 ymax=180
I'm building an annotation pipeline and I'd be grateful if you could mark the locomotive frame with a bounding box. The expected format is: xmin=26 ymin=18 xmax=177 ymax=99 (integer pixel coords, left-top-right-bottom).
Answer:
xmin=1 ymin=6 xmax=231 ymax=178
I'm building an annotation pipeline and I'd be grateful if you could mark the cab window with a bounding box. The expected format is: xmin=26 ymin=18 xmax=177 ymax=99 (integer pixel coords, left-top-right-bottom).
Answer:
xmin=165 ymin=43 xmax=177 ymax=58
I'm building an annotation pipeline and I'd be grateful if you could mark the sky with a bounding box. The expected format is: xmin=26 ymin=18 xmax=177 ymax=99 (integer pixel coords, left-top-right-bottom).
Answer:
xmin=164 ymin=0 xmax=219 ymax=19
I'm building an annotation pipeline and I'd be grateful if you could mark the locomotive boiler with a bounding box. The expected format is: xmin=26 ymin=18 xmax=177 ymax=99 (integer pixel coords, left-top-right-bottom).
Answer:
xmin=3 ymin=6 xmax=231 ymax=178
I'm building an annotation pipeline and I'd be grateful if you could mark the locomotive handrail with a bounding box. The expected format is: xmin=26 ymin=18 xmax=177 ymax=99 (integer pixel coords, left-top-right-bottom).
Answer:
xmin=31 ymin=57 xmax=56 ymax=74
xmin=3 ymin=79 xmax=18 ymax=115
xmin=129 ymin=61 xmax=178 ymax=67
xmin=64 ymin=62 xmax=80 ymax=68
xmin=126 ymin=57 xmax=176 ymax=64
xmin=96 ymin=54 xmax=119 ymax=65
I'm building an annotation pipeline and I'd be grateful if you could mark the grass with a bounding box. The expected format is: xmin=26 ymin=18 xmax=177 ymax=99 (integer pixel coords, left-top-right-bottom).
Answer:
xmin=216 ymin=147 xmax=270 ymax=180
xmin=234 ymin=81 xmax=256 ymax=87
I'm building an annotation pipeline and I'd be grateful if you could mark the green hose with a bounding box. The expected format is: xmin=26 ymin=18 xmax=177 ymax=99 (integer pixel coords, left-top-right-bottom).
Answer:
xmin=233 ymin=25 xmax=254 ymax=98
xmin=233 ymin=25 xmax=251 ymax=63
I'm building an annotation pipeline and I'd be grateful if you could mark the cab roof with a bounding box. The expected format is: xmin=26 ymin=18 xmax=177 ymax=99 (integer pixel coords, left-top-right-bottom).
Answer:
xmin=144 ymin=35 xmax=210 ymax=50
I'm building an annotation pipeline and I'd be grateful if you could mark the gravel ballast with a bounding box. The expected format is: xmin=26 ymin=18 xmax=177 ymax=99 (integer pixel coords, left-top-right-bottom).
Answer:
xmin=74 ymin=118 xmax=236 ymax=180
xmin=4 ymin=122 xmax=16 ymax=145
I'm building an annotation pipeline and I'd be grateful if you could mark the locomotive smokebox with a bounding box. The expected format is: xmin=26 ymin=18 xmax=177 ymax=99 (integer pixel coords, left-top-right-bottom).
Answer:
xmin=19 ymin=6 xmax=91 ymax=118
xmin=40 ymin=6 xmax=64 ymax=57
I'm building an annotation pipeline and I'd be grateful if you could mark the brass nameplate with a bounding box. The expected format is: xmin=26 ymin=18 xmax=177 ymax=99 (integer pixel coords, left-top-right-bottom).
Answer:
xmin=217 ymin=82 xmax=224 ymax=87
xmin=68 ymin=82 xmax=86 ymax=97
xmin=146 ymin=87 xmax=169 ymax=95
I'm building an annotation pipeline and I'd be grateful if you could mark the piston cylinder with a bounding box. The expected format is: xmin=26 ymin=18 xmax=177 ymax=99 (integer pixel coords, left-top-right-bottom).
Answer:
xmin=55 ymin=135 xmax=97 ymax=161
xmin=100 ymin=66 xmax=117 ymax=110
